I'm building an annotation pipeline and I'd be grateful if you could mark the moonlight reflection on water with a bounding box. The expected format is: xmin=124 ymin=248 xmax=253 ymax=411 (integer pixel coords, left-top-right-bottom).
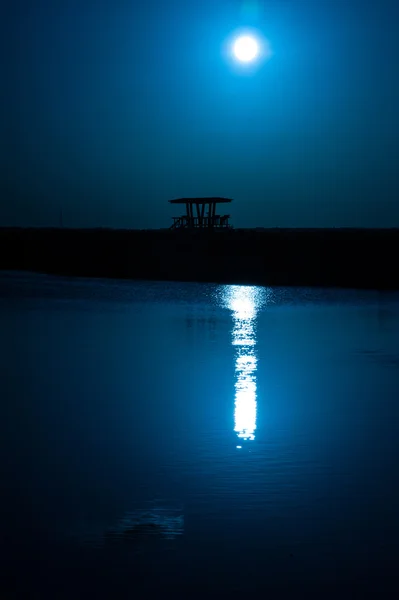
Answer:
xmin=220 ymin=285 xmax=271 ymax=447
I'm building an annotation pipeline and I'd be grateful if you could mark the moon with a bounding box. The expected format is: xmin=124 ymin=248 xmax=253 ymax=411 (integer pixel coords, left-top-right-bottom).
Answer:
xmin=233 ymin=35 xmax=260 ymax=63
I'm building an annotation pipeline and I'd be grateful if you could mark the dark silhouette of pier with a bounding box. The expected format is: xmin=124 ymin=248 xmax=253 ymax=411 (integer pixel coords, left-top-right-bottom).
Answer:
xmin=1 ymin=226 xmax=399 ymax=290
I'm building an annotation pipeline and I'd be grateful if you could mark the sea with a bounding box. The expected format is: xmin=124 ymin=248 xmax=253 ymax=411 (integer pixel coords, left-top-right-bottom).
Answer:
xmin=1 ymin=271 xmax=399 ymax=598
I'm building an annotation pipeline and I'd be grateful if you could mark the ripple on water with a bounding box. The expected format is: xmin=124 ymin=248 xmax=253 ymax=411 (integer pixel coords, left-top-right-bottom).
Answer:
xmin=79 ymin=503 xmax=184 ymax=552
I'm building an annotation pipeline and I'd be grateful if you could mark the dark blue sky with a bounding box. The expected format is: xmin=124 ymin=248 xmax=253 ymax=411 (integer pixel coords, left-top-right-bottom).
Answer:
xmin=2 ymin=0 xmax=399 ymax=228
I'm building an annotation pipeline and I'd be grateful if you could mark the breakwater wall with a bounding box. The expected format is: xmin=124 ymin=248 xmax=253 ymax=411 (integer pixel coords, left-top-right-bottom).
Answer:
xmin=1 ymin=227 xmax=398 ymax=290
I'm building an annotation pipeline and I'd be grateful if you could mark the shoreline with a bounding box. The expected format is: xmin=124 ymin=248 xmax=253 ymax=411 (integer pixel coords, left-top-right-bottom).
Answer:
xmin=1 ymin=227 xmax=398 ymax=291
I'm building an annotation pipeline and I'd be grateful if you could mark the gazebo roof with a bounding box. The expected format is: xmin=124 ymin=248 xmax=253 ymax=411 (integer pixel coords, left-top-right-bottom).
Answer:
xmin=169 ymin=197 xmax=233 ymax=205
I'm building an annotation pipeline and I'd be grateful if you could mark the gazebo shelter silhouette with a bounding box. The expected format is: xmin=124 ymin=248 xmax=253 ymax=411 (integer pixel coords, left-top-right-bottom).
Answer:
xmin=169 ymin=197 xmax=232 ymax=229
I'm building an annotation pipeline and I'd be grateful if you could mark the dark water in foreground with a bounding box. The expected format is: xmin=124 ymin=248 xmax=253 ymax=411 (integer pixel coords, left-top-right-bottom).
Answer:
xmin=1 ymin=272 xmax=399 ymax=598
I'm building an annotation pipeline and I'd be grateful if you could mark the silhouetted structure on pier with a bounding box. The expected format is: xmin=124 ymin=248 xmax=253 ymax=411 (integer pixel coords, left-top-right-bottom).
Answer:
xmin=169 ymin=197 xmax=232 ymax=229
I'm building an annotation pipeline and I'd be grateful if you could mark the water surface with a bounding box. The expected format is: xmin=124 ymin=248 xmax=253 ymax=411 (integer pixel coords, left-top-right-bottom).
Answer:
xmin=1 ymin=272 xmax=399 ymax=598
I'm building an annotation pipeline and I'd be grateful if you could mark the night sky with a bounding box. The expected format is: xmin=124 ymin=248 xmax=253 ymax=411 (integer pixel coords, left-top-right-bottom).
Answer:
xmin=2 ymin=0 xmax=399 ymax=229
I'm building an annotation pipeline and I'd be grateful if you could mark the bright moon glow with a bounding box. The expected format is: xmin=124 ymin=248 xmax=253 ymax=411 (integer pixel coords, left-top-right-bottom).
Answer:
xmin=233 ymin=35 xmax=259 ymax=62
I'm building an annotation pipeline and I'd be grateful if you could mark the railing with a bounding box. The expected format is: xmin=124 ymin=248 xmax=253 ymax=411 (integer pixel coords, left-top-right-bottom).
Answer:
xmin=171 ymin=215 xmax=231 ymax=229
